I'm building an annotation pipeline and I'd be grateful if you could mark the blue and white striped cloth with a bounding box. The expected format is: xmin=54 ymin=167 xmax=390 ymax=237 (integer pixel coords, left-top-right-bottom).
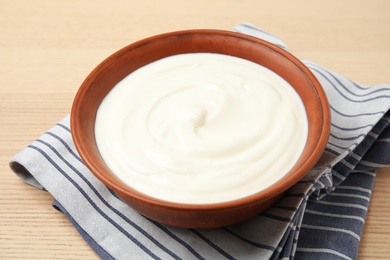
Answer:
xmin=10 ymin=23 xmax=390 ymax=260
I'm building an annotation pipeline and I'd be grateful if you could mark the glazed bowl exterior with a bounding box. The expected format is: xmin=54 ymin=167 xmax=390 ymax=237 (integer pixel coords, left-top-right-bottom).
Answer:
xmin=71 ymin=30 xmax=330 ymax=228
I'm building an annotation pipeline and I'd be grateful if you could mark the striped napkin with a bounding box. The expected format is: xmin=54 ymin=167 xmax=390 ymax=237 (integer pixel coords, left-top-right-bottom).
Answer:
xmin=10 ymin=23 xmax=390 ymax=260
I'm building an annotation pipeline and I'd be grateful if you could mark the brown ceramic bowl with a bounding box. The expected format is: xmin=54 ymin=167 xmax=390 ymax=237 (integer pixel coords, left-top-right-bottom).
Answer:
xmin=71 ymin=30 xmax=330 ymax=229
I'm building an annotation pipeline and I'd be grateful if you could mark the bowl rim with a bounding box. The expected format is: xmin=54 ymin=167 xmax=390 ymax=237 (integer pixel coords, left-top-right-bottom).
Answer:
xmin=71 ymin=29 xmax=331 ymax=211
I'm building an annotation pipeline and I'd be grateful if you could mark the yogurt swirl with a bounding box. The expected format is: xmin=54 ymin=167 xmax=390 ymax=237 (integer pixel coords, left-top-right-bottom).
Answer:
xmin=95 ymin=53 xmax=308 ymax=204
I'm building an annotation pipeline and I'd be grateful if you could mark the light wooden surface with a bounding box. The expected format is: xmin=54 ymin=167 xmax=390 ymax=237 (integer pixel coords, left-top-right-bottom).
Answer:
xmin=1 ymin=0 xmax=389 ymax=259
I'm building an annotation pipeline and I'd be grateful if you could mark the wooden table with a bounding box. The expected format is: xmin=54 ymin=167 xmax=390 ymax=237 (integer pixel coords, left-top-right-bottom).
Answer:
xmin=1 ymin=0 xmax=389 ymax=258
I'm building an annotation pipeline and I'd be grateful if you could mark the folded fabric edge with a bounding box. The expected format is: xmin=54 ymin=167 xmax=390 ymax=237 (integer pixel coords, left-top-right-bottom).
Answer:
xmin=296 ymin=170 xmax=377 ymax=260
xmin=9 ymin=114 xmax=72 ymax=190
xmin=9 ymin=160 xmax=45 ymax=190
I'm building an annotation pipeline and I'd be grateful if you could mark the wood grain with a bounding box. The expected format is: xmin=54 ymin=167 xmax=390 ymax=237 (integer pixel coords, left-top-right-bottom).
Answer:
xmin=1 ymin=0 xmax=389 ymax=259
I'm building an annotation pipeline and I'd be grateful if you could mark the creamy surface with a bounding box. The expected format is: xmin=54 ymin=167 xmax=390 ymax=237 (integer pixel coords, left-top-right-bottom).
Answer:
xmin=95 ymin=53 xmax=308 ymax=204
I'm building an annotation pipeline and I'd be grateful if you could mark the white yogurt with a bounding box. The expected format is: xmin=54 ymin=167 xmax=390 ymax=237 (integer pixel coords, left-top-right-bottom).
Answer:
xmin=95 ymin=53 xmax=308 ymax=204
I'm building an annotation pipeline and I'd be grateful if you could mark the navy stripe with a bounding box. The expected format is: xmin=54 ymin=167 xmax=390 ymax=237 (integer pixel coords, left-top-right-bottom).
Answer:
xmin=28 ymin=145 xmax=162 ymax=260
xmin=342 ymin=156 xmax=360 ymax=169
xmin=45 ymin=132 xmax=84 ymax=164
xmin=222 ymin=227 xmax=276 ymax=251
xmin=329 ymin=172 xmax=345 ymax=182
xmin=107 ymin=186 xmax=122 ymax=200
xmin=325 ymin=147 xmax=341 ymax=156
xmin=190 ymin=229 xmax=235 ymax=260
xmin=330 ymin=104 xmax=386 ymax=118
xmin=323 ymin=79 xmax=390 ymax=103
xmin=57 ymin=122 xmax=71 ymax=132
xmin=316 ymin=66 xmax=390 ymax=102
xmin=308 ymin=64 xmax=390 ymax=97
xmin=32 ymin=140 xmax=180 ymax=260
xmin=307 ymin=61 xmax=369 ymax=94
xmin=262 ymin=213 xmax=291 ymax=223
xmin=330 ymin=132 xmax=366 ymax=141
xmin=331 ymin=123 xmax=374 ymax=132
xmin=327 ymin=141 xmax=359 ymax=150
xmin=149 ymin=220 xmax=206 ymax=260
xmin=43 ymin=133 xmax=208 ymax=260
xmin=274 ymin=216 xmax=302 ymax=251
